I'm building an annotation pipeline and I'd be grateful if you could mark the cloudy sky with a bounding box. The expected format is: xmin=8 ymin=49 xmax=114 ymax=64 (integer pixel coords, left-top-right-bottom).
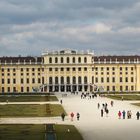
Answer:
xmin=0 ymin=0 xmax=140 ymax=56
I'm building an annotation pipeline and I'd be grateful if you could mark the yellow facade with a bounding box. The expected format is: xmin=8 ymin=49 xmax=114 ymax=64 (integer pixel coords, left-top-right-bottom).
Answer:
xmin=0 ymin=50 xmax=140 ymax=93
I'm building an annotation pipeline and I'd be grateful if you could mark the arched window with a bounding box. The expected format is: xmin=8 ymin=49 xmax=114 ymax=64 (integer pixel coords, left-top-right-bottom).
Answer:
xmin=78 ymin=76 xmax=81 ymax=84
xmin=61 ymin=77 xmax=64 ymax=84
xmin=67 ymin=57 xmax=70 ymax=63
xmin=55 ymin=77 xmax=58 ymax=84
xmin=61 ymin=57 xmax=63 ymax=63
xmin=78 ymin=57 xmax=81 ymax=63
xmin=49 ymin=57 xmax=52 ymax=63
xmin=55 ymin=57 xmax=58 ymax=63
xmin=84 ymin=57 xmax=87 ymax=63
xmin=73 ymin=76 xmax=76 ymax=84
xmin=67 ymin=77 xmax=70 ymax=84
xmin=84 ymin=76 xmax=87 ymax=84
xmin=49 ymin=77 xmax=53 ymax=84
xmin=73 ymin=57 xmax=75 ymax=63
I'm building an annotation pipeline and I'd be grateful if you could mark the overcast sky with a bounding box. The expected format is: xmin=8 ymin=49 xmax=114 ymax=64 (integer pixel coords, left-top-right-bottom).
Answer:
xmin=0 ymin=0 xmax=140 ymax=56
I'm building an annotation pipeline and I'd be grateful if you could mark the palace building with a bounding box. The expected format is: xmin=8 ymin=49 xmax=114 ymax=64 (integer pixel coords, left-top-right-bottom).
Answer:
xmin=0 ymin=49 xmax=140 ymax=93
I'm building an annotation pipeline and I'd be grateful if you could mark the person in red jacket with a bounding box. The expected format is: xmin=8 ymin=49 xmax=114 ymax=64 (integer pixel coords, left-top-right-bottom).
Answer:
xmin=70 ymin=112 xmax=74 ymax=121
xmin=118 ymin=111 xmax=122 ymax=119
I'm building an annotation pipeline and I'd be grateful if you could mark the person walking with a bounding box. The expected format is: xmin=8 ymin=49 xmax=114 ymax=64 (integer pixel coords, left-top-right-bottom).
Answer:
xmin=60 ymin=99 xmax=63 ymax=104
xmin=122 ymin=110 xmax=126 ymax=119
xmin=98 ymin=103 xmax=100 ymax=109
xmin=70 ymin=112 xmax=74 ymax=121
xmin=61 ymin=112 xmax=65 ymax=121
xmin=118 ymin=111 xmax=122 ymax=119
xmin=76 ymin=112 xmax=80 ymax=121
xmin=101 ymin=109 xmax=104 ymax=117
xmin=136 ymin=111 xmax=140 ymax=120
xmin=111 ymin=101 xmax=114 ymax=107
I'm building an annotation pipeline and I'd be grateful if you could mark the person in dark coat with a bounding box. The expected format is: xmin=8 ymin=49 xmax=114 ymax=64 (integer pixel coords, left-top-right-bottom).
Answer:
xmin=101 ymin=109 xmax=104 ymax=117
xmin=76 ymin=113 xmax=80 ymax=120
xmin=136 ymin=111 xmax=140 ymax=120
xmin=122 ymin=110 xmax=126 ymax=119
xmin=61 ymin=112 xmax=65 ymax=121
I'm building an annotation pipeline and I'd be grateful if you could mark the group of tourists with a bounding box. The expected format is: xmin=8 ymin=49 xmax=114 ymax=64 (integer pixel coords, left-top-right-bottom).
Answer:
xmin=99 ymin=102 xmax=110 ymax=117
xmin=81 ymin=92 xmax=97 ymax=99
xmin=118 ymin=110 xmax=140 ymax=120
xmin=61 ymin=112 xmax=80 ymax=121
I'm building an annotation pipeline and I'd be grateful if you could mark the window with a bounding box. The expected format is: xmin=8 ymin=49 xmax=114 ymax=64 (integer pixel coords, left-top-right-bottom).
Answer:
xmin=21 ymin=68 xmax=23 ymax=72
xmin=42 ymin=77 xmax=44 ymax=84
xmin=125 ymin=67 xmax=128 ymax=71
xmin=49 ymin=77 xmax=53 ymax=84
xmin=7 ymin=87 xmax=10 ymax=92
xmin=32 ymin=68 xmax=35 ymax=71
xmin=131 ymin=77 xmax=134 ymax=82
xmin=13 ymin=79 xmax=16 ymax=84
xmin=120 ymin=86 xmax=123 ymax=91
xmin=112 ymin=67 xmax=115 ymax=71
xmin=21 ymin=87 xmax=24 ymax=92
xmin=7 ymin=79 xmax=10 ymax=84
xmin=42 ymin=68 xmax=44 ymax=72
xmin=49 ymin=68 xmax=52 ymax=71
xmin=78 ymin=67 xmax=81 ymax=71
xmin=95 ymin=67 xmax=98 ymax=71
xmin=67 ymin=57 xmax=70 ymax=63
xmin=112 ymin=86 xmax=115 ymax=91
xmin=61 ymin=57 xmax=63 ymax=63
xmin=125 ymin=77 xmax=128 ymax=82
xmin=84 ymin=76 xmax=87 ymax=84
xmin=101 ymin=77 xmax=104 ymax=83
xmin=49 ymin=57 xmax=52 ymax=63
xmin=13 ymin=87 xmax=16 ymax=92
xmin=55 ymin=77 xmax=58 ymax=84
xmin=73 ymin=77 xmax=76 ymax=84
xmin=2 ymin=79 xmax=4 ymax=84
xmin=84 ymin=57 xmax=87 ymax=63
xmin=27 ymin=78 xmax=29 ymax=84
xmin=107 ymin=77 xmax=109 ymax=83
xmin=95 ymin=77 xmax=98 ymax=83
xmin=78 ymin=77 xmax=82 ymax=84
xmin=38 ymin=78 xmax=41 ymax=83
xmin=13 ymin=68 xmax=16 ymax=72
xmin=67 ymin=77 xmax=70 ymax=84
xmin=72 ymin=68 xmax=76 ymax=71
xmin=120 ymin=77 xmax=122 ymax=82
xmin=92 ymin=76 xmax=94 ymax=84
xmin=84 ymin=67 xmax=87 ymax=71
xmin=131 ymin=67 xmax=134 ymax=71
xmin=73 ymin=57 xmax=75 ymax=63
xmin=61 ymin=77 xmax=64 ymax=84
xmin=67 ymin=68 xmax=70 ymax=71
xmin=120 ymin=67 xmax=122 ymax=71
xmin=2 ymin=87 xmax=4 ymax=92
xmin=55 ymin=68 xmax=58 ymax=71
xmin=112 ymin=77 xmax=115 ymax=83
xmin=107 ymin=86 xmax=110 ymax=91
xmin=101 ymin=67 xmax=104 ymax=71
xmin=26 ymin=68 xmax=29 ymax=71
xmin=32 ymin=78 xmax=35 ymax=84
xmin=7 ymin=68 xmax=10 ymax=72
xmin=78 ymin=57 xmax=81 ymax=63
xmin=131 ymin=86 xmax=134 ymax=91
xmin=61 ymin=68 xmax=64 ymax=71
xmin=2 ymin=68 xmax=4 ymax=72
xmin=107 ymin=67 xmax=109 ymax=71
xmin=55 ymin=57 xmax=58 ymax=63
xmin=125 ymin=86 xmax=128 ymax=91
xmin=27 ymin=87 xmax=29 ymax=92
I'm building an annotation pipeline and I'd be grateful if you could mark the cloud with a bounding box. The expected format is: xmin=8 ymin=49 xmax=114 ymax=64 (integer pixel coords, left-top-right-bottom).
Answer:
xmin=0 ymin=0 xmax=140 ymax=56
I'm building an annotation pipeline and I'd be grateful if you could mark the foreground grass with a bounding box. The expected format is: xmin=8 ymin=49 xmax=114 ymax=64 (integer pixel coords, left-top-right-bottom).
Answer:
xmin=0 ymin=95 xmax=58 ymax=102
xmin=0 ymin=104 xmax=66 ymax=117
xmin=107 ymin=95 xmax=140 ymax=100
xmin=131 ymin=103 xmax=140 ymax=107
xmin=0 ymin=124 xmax=45 ymax=140
xmin=0 ymin=124 xmax=83 ymax=140
xmin=55 ymin=124 xmax=84 ymax=140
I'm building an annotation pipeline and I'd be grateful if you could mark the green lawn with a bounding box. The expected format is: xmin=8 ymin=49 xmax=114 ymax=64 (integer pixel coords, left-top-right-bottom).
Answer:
xmin=0 ymin=95 xmax=58 ymax=102
xmin=0 ymin=124 xmax=83 ymax=140
xmin=0 ymin=124 xmax=45 ymax=140
xmin=55 ymin=124 xmax=84 ymax=140
xmin=0 ymin=104 xmax=66 ymax=117
xmin=107 ymin=95 xmax=140 ymax=100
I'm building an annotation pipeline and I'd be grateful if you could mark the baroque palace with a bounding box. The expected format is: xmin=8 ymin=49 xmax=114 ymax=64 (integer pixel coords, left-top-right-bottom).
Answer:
xmin=0 ymin=49 xmax=140 ymax=93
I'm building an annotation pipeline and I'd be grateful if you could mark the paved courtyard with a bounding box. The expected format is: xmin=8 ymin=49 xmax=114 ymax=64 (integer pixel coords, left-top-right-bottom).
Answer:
xmin=1 ymin=93 xmax=140 ymax=140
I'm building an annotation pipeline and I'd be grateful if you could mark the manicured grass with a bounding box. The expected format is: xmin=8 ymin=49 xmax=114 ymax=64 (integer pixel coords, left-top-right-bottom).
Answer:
xmin=0 ymin=124 xmax=83 ymax=140
xmin=0 ymin=104 xmax=66 ymax=117
xmin=131 ymin=103 xmax=140 ymax=107
xmin=0 ymin=95 xmax=58 ymax=102
xmin=55 ymin=124 xmax=84 ymax=140
xmin=0 ymin=124 xmax=45 ymax=140
xmin=107 ymin=95 xmax=140 ymax=100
